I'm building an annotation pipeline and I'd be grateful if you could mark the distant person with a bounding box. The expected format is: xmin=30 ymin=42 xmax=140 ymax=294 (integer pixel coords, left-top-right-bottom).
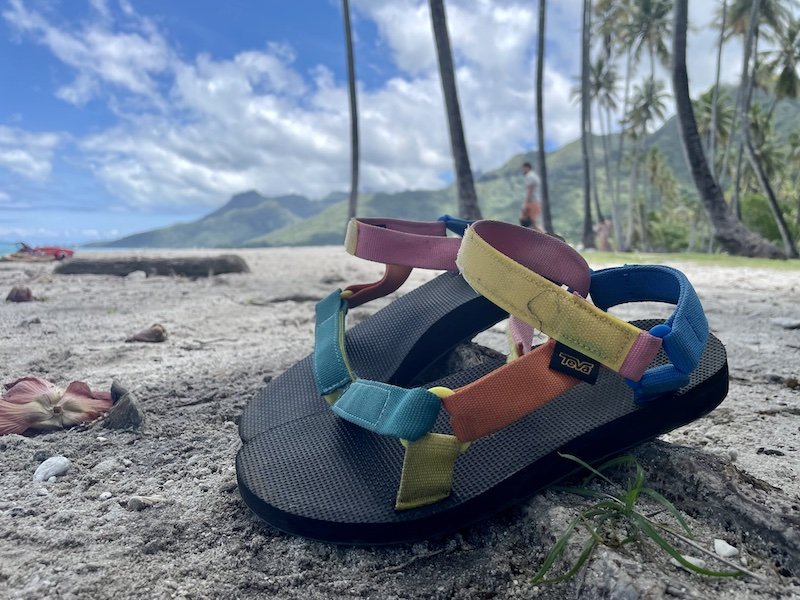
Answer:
xmin=519 ymin=162 xmax=541 ymax=231
xmin=595 ymin=217 xmax=612 ymax=251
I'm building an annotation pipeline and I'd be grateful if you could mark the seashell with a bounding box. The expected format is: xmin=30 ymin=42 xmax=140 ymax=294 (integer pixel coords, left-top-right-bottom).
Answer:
xmin=33 ymin=456 xmax=71 ymax=481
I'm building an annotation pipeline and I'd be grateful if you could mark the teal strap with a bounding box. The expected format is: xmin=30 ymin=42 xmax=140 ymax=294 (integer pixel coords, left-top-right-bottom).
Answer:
xmin=313 ymin=289 xmax=353 ymax=395
xmin=331 ymin=379 xmax=441 ymax=441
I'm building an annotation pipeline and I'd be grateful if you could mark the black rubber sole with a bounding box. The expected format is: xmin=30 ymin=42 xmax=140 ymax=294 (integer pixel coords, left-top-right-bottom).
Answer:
xmin=237 ymin=322 xmax=728 ymax=545
xmin=238 ymin=272 xmax=507 ymax=443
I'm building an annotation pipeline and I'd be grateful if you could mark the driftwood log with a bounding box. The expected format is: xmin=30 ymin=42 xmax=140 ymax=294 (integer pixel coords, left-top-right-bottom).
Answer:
xmin=53 ymin=254 xmax=250 ymax=278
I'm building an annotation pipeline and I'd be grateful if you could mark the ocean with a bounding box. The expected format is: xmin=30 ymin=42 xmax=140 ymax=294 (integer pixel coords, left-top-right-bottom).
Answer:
xmin=0 ymin=243 xmax=19 ymax=256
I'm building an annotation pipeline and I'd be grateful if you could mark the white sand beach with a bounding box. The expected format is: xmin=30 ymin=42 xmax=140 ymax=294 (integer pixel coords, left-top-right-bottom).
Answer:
xmin=1 ymin=248 xmax=798 ymax=599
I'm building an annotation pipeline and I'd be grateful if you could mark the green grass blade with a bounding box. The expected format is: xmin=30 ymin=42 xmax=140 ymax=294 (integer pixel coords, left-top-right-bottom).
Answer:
xmin=532 ymin=514 xmax=582 ymax=583
xmin=534 ymin=537 xmax=598 ymax=584
xmin=558 ymin=453 xmax=619 ymax=489
xmin=632 ymin=514 xmax=743 ymax=577
xmin=640 ymin=487 xmax=693 ymax=536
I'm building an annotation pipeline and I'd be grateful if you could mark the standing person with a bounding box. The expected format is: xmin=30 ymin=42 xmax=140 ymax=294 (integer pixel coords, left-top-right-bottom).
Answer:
xmin=519 ymin=162 xmax=542 ymax=230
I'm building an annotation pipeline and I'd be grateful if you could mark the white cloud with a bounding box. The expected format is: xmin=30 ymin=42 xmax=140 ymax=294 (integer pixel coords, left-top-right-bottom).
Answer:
xmin=2 ymin=0 xmax=766 ymax=215
xmin=3 ymin=0 xmax=172 ymax=106
xmin=0 ymin=126 xmax=61 ymax=181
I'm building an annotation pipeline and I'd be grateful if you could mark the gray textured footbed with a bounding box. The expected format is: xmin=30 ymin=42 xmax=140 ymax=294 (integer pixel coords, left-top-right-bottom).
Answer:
xmin=239 ymin=272 xmax=507 ymax=442
xmin=236 ymin=320 xmax=728 ymax=544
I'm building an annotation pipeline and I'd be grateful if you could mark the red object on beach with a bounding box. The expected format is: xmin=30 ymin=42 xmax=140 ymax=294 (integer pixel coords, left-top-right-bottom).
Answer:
xmin=17 ymin=243 xmax=74 ymax=260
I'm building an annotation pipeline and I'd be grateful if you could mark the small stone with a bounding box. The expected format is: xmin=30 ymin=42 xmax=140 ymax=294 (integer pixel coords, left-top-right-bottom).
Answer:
xmin=33 ymin=456 xmax=71 ymax=482
xmin=96 ymin=436 xmax=107 ymax=442
xmin=770 ymin=317 xmax=800 ymax=330
xmin=125 ymin=323 xmax=167 ymax=343
xmin=714 ymin=539 xmax=739 ymax=558
xmin=36 ymin=488 xmax=49 ymax=496
xmin=48 ymin=476 xmax=56 ymax=483
xmin=785 ymin=378 xmax=799 ymax=390
xmin=126 ymin=270 xmax=147 ymax=280
xmin=757 ymin=447 xmax=785 ymax=456
xmin=99 ymin=492 xmax=112 ymax=500
xmin=126 ymin=495 xmax=164 ymax=511
xmin=670 ymin=555 xmax=707 ymax=572
xmin=728 ymin=449 xmax=738 ymax=462
xmin=102 ymin=392 xmax=145 ymax=430
xmin=6 ymin=286 xmax=33 ymax=302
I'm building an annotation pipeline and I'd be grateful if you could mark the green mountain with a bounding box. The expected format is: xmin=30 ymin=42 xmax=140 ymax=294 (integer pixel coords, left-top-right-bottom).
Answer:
xmin=97 ymin=91 xmax=800 ymax=248
xmin=91 ymin=191 xmax=342 ymax=248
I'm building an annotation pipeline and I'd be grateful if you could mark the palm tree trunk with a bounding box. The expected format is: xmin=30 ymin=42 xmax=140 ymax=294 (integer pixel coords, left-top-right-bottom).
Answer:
xmin=672 ymin=0 xmax=784 ymax=258
xmin=536 ymin=0 xmax=553 ymax=234
xmin=709 ymin=0 xmax=727 ymax=180
xmin=580 ymin=0 xmax=594 ymax=248
xmin=342 ymin=0 xmax=359 ymax=222
xmin=589 ymin=109 xmax=604 ymax=223
xmin=744 ymin=137 xmax=799 ymax=257
xmin=605 ymin=107 xmax=623 ymax=250
xmin=732 ymin=26 xmax=760 ymax=220
xmin=614 ymin=49 xmax=633 ymax=250
xmin=429 ymin=0 xmax=482 ymax=220
xmin=720 ymin=0 xmax=760 ymax=185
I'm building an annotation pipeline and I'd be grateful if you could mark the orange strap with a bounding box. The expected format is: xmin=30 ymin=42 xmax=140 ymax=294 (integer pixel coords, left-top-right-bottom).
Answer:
xmin=442 ymin=340 xmax=579 ymax=442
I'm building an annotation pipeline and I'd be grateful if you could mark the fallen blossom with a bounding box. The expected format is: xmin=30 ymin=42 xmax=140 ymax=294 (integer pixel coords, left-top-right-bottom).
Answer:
xmin=0 ymin=377 xmax=111 ymax=435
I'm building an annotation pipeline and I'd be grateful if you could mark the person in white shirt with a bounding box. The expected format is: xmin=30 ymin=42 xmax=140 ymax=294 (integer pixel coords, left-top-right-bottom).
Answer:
xmin=519 ymin=162 xmax=542 ymax=231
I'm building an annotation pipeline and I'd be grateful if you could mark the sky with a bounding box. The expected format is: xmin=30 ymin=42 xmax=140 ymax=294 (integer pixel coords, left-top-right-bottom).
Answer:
xmin=0 ymin=0 xmax=748 ymax=245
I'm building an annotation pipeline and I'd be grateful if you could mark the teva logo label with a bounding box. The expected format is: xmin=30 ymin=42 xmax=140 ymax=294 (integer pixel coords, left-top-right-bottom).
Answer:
xmin=558 ymin=352 xmax=596 ymax=375
xmin=549 ymin=341 xmax=600 ymax=384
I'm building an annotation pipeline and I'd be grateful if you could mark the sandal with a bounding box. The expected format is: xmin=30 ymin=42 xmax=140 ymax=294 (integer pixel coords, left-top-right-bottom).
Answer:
xmin=237 ymin=221 xmax=728 ymax=544
xmin=238 ymin=216 xmax=588 ymax=442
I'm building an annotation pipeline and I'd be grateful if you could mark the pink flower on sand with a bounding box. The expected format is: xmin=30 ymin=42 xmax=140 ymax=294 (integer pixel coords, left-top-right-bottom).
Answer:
xmin=0 ymin=377 xmax=112 ymax=435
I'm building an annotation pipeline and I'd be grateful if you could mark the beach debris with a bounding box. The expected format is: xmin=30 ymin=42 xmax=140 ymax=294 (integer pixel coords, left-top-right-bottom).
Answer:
xmin=33 ymin=456 xmax=71 ymax=481
xmin=713 ymin=539 xmax=739 ymax=558
xmin=125 ymin=323 xmax=167 ymax=343
xmin=1 ymin=377 xmax=112 ymax=435
xmin=770 ymin=317 xmax=800 ymax=330
xmin=102 ymin=389 xmax=145 ymax=431
xmin=670 ymin=555 xmax=707 ymax=572
xmin=126 ymin=495 xmax=165 ymax=511
xmin=6 ymin=286 xmax=33 ymax=303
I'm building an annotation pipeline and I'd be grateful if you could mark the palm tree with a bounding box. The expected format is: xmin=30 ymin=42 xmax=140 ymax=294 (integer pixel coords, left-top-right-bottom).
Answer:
xmin=766 ymin=17 xmax=800 ymax=106
xmin=710 ymin=0 xmax=728 ymax=180
xmin=580 ymin=0 xmax=595 ymax=248
xmin=672 ymin=0 xmax=784 ymax=258
xmin=719 ymin=0 xmax=790 ymax=184
xmin=342 ymin=0 xmax=359 ymax=222
xmin=744 ymin=104 xmax=799 ymax=257
xmin=594 ymin=0 xmax=633 ymax=239
xmin=536 ymin=0 xmax=554 ymax=234
xmin=627 ymin=0 xmax=673 ymax=78
xmin=590 ymin=54 xmax=621 ymax=239
xmin=429 ymin=0 xmax=482 ymax=220
xmin=694 ymin=88 xmax=733 ymax=169
xmin=625 ymin=78 xmax=667 ymax=249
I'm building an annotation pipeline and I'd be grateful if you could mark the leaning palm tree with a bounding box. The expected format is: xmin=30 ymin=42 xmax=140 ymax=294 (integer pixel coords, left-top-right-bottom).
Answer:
xmin=672 ymin=0 xmax=784 ymax=258
xmin=710 ymin=0 xmax=728 ymax=179
xmin=536 ymin=0 xmax=554 ymax=234
xmin=429 ymin=0 xmax=482 ymax=220
xmin=342 ymin=0 xmax=359 ymax=222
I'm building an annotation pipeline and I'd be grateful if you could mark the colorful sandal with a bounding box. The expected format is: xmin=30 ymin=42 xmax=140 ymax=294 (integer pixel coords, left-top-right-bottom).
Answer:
xmin=238 ymin=216 xmax=588 ymax=442
xmin=237 ymin=221 xmax=728 ymax=544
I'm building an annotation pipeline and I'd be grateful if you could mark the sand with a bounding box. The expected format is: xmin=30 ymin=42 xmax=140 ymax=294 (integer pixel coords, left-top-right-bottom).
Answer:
xmin=0 ymin=247 xmax=798 ymax=599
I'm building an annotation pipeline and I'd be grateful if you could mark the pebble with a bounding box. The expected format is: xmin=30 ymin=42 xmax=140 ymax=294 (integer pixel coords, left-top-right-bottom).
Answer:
xmin=714 ymin=539 xmax=739 ymax=558
xmin=36 ymin=488 xmax=49 ymax=496
xmin=99 ymin=492 xmax=113 ymax=500
xmin=126 ymin=495 xmax=165 ymax=511
xmin=102 ymin=392 xmax=145 ymax=430
xmin=770 ymin=317 xmax=800 ymax=330
xmin=728 ymin=449 xmax=738 ymax=462
xmin=33 ymin=456 xmax=71 ymax=482
xmin=670 ymin=555 xmax=707 ymax=572
xmin=96 ymin=436 xmax=107 ymax=442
